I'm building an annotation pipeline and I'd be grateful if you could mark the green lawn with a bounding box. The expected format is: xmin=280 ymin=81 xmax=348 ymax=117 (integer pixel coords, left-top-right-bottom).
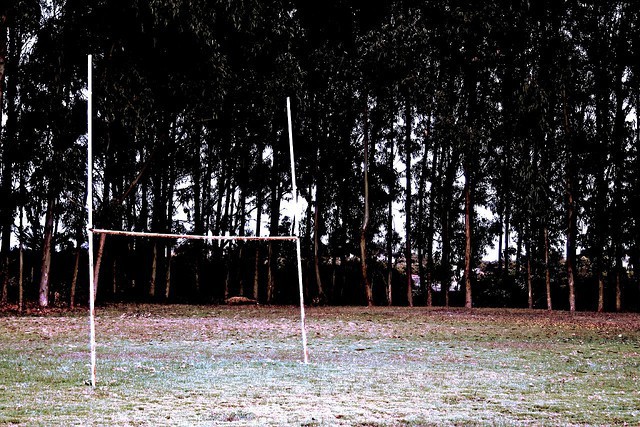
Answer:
xmin=1 ymin=305 xmax=639 ymax=426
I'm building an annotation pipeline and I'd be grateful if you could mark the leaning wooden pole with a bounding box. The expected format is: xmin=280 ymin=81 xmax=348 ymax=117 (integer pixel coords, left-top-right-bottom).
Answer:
xmin=87 ymin=54 xmax=97 ymax=388
xmin=287 ymin=97 xmax=309 ymax=364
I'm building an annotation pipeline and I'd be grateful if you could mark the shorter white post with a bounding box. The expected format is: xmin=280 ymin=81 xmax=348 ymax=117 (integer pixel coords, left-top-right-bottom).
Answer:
xmin=87 ymin=54 xmax=97 ymax=387
xmin=287 ymin=97 xmax=309 ymax=364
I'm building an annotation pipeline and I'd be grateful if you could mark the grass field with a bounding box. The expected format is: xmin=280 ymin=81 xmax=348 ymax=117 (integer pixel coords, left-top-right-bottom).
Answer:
xmin=0 ymin=304 xmax=639 ymax=426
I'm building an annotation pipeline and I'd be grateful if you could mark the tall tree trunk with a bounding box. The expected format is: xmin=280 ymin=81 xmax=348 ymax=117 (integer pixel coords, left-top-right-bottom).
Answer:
xmin=386 ymin=197 xmax=393 ymax=306
xmin=111 ymin=259 xmax=117 ymax=298
xmin=0 ymin=22 xmax=18 ymax=305
xmin=303 ymin=185 xmax=313 ymax=300
xmin=237 ymin=183 xmax=247 ymax=297
xmin=253 ymin=187 xmax=263 ymax=301
xmin=563 ymin=91 xmax=577 ymax=313
xmin=463 ymin=165 xmax=473 ymax=309
xmin=404 ymin=101 xmax=413 ymax=307
xmin=497 ymin=203 xmax=504 ymax=277
xmin=165 ymin=245 xmax=172 ymax=301
xmin=38 ymin=196 xmax=56 ymax=307
xmin=0 ymin=11 xmax=6 ymax=108
xmin=193 ymin=132 xmax=204 ymax=297
xmin=266 ymin=143 xmax=281 ymax=304
xmin=361 ymin=96 xmax=373 ymax=306
xmin=18 ymin=203 xmax=23 ymax=312
xmin=503 ymin=196 xmax=511 ymax=279
xmin=93 ymin=234 xmax=106 ymax=302
xmin=425 ymin=144 xmax=439 ymax=308
xmin=612 ymin=49 xmax=625 ymax=312
xmin=386 ymin=137 xmax=394 ymax=306
xmin=266 ymin=242 xmax=275 ymax=303
xmin=417 ymin=132 xmax=429 ymax=307
xmin=597 ymin=271 xmax=605 ymax=313
xmin=149 ymin=243 xmax=157 ymax=299
xmin=544 ymin=227 xmax=552 ymax=310
xmin=164 ymin=155 xmax=176 ymax=301
xmin=526 ymin=238 xmax=533 ymax=309
xmin=70 ymin=243 xmax=80 ymax=308
xmin=313 ymin=185 xmax=325 ymax=303
xmin=594 ymin=55 xmax=611 ymax=313
xmin=440 ymin=146 xmax=456 ymax=308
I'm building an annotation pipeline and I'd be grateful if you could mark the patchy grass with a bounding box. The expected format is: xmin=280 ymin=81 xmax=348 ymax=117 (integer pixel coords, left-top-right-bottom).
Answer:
xmin=0 ymin=305 xmax=639 ymax=426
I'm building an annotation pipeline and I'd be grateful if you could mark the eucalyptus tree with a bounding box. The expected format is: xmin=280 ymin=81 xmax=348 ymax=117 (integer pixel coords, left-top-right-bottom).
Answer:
xmin=576 ymin=2 xmax=628 ymax=312
xmin=14 ymin=0 xmax=89 ymax=307
xmin=558 ymin=2 xmax=591 ymax=313
xmin=628 ymin=4 xmax=640 ymax=304
xmin=0 ymin=1 xmax=41 ymax=303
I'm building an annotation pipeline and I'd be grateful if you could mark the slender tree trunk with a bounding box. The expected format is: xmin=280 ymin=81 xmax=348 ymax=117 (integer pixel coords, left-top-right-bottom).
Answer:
xmin=213 ymin=163 xmax=227 ymax=237
xmin=514 ymin=231 xmax=521 ymax=273
xmin=544 ymin=227 xmax=552 ymax=310
xmin=165 ymin=245 xmax=172 ymax=301
xmin=503 ymin=200 xmax=511 ymax=279
xmin=112 ymin=258 xmax=117 ymax=298
xmin=253 ymin=188 xmax=262 ymax=301
xmin=149 ymin=243 xmax=157 ymax=299
xmin=497 ymin=206 xmax=504 ymax=277
xmin=404 ymin=101 xmax=413 ymax=307
xmin=237 ymin=186 xmax=247 ymax=297
xmin=417 ymin=133 xmax=429 ymax=307
xmin=70 ymin=244 xmax=80 ymax=308
xmin=267 ymin=242 xmax=275 ymax=303
xmin=463 ymin=165 xmax=473 ymax=309
xmin=193 ymin=134 xmax=203 ymax=297
xmin=18 ymin=204 xmax=23 ymax=312
xmin=93 ymin=234 xmax=106 ymax=302
xmin=330 ymin=253 xmax=337 ymax=303
xmin=615 ymin=255 xmax=622 ymax=312
xmin=526 ymin=239 xmax=533 ymax=309
xmin=386 ymin=138 xmax=394 ymax=306
xmin=440 ymin=147 xmax=456 ymax=308
xmin=386 ymin=199 xmax=393 ymax=306
xmin=0 ymin=11 xmax=6 ymax=108
xmin=425 ymin=145 xmax=439 ymax=308
xmin=313 ymin=187 xmax=325 ymax=302
xmin=563 ymin=91 xmax=577 ymax=313
xmin=303 ymin=185 xmax=313 ymax=300
xmin=566 ymin=184 xmax=577 ymax=313
xmin=501 ymin=129 xmax=512 ymax=279
xmin=267 ymin=150 xmax=281 ymax=304
xmin=612 ymin=53 xmax=625 ymax=312
xmin=0 ymin=256 xmax=6 ymax=304
xmin=0 ymin=22 xmax=18 ymax=306
xmin=361 ymin=96 xmax=373 ymax=306
xmin=38 ymin=196 xmax=56 ymax=307
xmin=597 ymin=272 xmax=605 ymax=313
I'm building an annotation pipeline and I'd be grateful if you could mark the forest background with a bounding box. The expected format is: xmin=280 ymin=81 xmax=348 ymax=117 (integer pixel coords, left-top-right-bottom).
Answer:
xmin=1 ymin=1 xmax=639 ymax=313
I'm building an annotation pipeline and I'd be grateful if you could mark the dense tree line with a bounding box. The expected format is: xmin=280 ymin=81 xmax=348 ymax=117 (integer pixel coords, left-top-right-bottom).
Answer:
xmin=1 ymin=1 xmax=639 ymax=311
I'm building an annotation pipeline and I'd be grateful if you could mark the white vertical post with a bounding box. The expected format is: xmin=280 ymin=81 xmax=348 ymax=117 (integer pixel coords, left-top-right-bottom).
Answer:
xmin=87 ymin=54 xmax=97 ymax=387
xmin=287 ymin=97 xmax=309 ymax=364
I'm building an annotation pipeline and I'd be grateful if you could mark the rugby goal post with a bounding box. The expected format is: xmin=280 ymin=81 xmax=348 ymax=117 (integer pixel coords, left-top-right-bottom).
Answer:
xmin=86 ymin=55 xmax=309 ymax=388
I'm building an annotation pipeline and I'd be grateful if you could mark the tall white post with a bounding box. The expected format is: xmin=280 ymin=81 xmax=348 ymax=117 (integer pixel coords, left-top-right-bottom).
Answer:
xmin=87 ymin=54 xmax=97 ymax=387
xmin=287 ymin=97 xmax=309 ymax=364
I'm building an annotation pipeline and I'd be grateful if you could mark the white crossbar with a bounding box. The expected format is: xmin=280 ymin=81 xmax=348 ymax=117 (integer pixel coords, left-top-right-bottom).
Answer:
xmin=91 ymin=229 xmax=298 ymax=241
